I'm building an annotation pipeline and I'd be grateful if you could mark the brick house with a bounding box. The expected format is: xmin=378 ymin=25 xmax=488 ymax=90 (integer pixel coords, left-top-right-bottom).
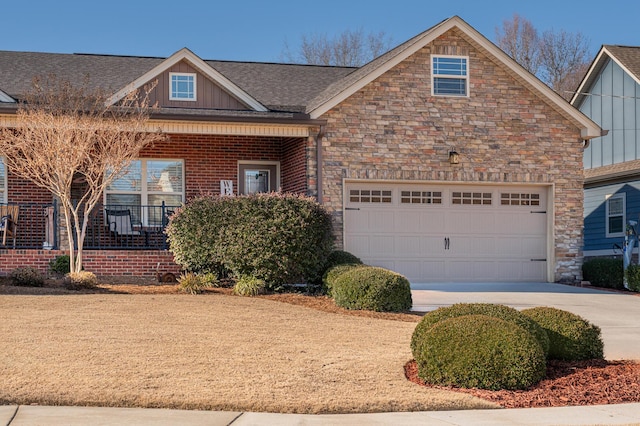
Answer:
xmin=0 ymin=16 xmax=600 ymax=282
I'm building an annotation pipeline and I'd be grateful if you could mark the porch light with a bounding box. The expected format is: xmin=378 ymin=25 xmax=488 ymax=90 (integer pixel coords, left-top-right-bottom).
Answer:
xmin=449 ymin=150 xmax=460 ymax=165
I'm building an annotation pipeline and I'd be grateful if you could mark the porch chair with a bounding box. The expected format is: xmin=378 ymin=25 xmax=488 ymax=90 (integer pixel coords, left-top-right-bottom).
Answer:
xmin=0 ymin=205 xmax=19 ymax=248
xmin=106 ymin=208 xmax=148 ymax=246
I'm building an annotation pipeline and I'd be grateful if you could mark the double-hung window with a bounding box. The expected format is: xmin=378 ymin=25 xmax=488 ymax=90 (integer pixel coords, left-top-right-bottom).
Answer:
xmin=0 ymin=157 xmax=6 ymax=204
xmin=432 ymin=55 xmax=469 ymax=97
xmin=606 ymin=193 xmax=625 ymax=238
xmin=169 ymin=72 xmax=196 ymax=101
xmin=106 ymin=159 xmax=184 ymax=226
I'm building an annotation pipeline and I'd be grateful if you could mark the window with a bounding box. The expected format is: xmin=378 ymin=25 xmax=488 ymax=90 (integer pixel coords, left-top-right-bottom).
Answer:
xmin=452 ymin=191 xmax=492 ymax=205
xmin=0 ymin=157 xmax=6 ymax=203
xmin=432 ymin=55 xmax=469 ymax=96
xmin=169 ymin=72 xmax=196 ymax=101
xmin=238 ymin=162 xmax=279 ymax=195
xmin=500 ymin=193 xmax=541 ymax=206
xmin=106 ymin=159 xmax=184 ymax=225
xmin=606 ymin=193 xmax=625 ymax=237
xmin=400 ymin=190 xmax=442 ymax=205
xmin=350 ymin=189 xmax=392 ymax=203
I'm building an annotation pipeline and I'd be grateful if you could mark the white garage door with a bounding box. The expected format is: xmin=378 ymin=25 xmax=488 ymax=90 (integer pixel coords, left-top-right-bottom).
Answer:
xmin=344 ymin=183 xmax=549 ymax=282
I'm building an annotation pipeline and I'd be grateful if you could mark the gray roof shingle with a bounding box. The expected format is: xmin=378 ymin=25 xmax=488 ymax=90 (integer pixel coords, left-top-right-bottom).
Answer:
xmin=0 ymin=50 xmax=355 ymax=113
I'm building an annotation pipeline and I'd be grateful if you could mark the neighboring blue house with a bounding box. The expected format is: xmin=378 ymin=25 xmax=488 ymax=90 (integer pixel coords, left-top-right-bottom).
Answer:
xmin=571 ymin=46 xmax=640 ymax=257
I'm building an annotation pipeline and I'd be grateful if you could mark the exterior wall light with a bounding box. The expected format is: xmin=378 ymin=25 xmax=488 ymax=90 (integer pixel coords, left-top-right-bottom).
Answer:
xmin=449 ymin=150 xmax=460 ymax=165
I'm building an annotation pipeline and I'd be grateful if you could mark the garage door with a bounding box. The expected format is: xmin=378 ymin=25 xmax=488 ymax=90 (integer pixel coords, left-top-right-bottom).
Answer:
xmin=343 ymin=183 xmax=549 ymax=282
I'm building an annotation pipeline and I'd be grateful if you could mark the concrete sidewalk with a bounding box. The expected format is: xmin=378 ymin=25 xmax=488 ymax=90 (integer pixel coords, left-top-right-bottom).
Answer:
xmin=2 ymin=404 xmax=640 ymax=425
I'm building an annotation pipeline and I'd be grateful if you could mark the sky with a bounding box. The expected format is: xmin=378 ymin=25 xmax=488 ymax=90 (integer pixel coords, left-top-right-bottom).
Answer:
xmin=2 ymin=1 xmax=639 ymax=63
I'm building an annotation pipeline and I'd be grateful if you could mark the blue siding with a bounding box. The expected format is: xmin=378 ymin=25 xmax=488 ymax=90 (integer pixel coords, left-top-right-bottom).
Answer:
xmin=581 ymin=59 xmax=640 ymax=169
xmin=584 ymin=182 xmax=640 ymax=252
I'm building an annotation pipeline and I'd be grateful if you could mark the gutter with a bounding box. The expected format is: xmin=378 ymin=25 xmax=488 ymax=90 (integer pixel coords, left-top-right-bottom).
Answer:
xmin=316 ymin=125 xmax=325 ymax=204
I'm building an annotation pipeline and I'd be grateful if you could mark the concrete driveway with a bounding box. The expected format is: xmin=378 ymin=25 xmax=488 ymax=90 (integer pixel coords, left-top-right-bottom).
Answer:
xmin=410 ymin=282 xmax=640 ymax=361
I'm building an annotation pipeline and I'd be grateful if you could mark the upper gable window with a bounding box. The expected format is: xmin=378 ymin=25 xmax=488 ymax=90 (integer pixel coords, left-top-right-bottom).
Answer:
xmin=432 ymin=55 xmax=469 ymax=97
xmin=169 ymin=72 xmax=196 ymax=101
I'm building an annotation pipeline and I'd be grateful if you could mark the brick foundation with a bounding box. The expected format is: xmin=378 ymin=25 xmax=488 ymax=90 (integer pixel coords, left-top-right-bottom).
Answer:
xmin=0 ymin=249 xmax=180 ymax=278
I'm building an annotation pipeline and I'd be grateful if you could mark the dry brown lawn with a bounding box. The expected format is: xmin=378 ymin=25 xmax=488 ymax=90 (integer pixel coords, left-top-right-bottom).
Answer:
xmin=0 ymin=283 xmax=496 ymax=414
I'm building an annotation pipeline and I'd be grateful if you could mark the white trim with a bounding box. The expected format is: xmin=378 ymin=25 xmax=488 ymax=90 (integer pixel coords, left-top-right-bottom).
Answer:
xmin=107 ymin=48 xmax=267 ymax=112
xmin=104 ymin=158 xmax=185 ymax=226
xmin=0 ymin=89 xmax=15 ymax=103
xmin=0 ymin=156 xmax=6 ymax=204
xmin=308 ymin=16 xmax=601 ymax=139
xmin=169 ymin=72 xmax=197 ymax=102
xmin=431 ymin=54 xmax=469 ymax=97
xmin=605 ymin=193 xmax=626 ymax=238
xmin=237 ymin=160 xmax=280 ymax=195
xmin=584 ymin=248 xmax=631 ymax=257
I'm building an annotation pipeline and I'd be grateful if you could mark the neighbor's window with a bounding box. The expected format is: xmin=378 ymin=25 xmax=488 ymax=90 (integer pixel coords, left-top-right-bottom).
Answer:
xmin=169 ymin=72 xmax=196 ymax=101
xmin=432 ymin=55 xmax=469 ymax=96
xmin=606 ymin=193 xmax=625 ymax=237
xmin=0 ymin=157 xmax=6 ymax=204
xmin=106 ymin=159 xmax=184 ymax=225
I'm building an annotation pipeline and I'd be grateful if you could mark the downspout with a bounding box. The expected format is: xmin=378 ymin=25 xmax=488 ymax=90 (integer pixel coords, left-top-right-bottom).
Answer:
xmin=316 ymin=125 xmax=325 ymax=204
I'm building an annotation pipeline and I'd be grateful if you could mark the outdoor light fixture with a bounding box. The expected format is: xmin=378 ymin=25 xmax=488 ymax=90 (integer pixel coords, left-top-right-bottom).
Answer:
xmin=449 ymin=150 xmax=460 ymax=165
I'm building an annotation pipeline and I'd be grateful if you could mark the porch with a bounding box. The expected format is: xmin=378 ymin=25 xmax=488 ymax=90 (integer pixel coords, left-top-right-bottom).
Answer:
xmin=0 ymin=202 xmax=178 ymax=251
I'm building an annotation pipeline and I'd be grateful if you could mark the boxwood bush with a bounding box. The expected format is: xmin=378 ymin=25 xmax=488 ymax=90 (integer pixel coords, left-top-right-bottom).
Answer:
xmin=414 ymin=315 xmax=546 ymax=390
xmin=522 ymin=307 xmax=604 ymax=361
xmin=411 ymin=303 xmax=549 ymax=358
xmin=624 ymin=264 xmax=640 ymax=292
xmin=10 ymin=267 xmax=45 ymax=287
xmin=322 ymin=263 xmax=365 ymax=296
xmin=167 ymin=193 xmax=334 ymax=289
xmin=331 ymin=266 xmax=412 ymax=312
xmin=582 ymin=258 xmax=624 ymax=289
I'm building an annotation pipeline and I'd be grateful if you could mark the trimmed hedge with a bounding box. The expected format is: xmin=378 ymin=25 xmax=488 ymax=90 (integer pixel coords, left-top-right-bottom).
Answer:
xmin=582 ymin=258 xmax=624 ymax=289
xmin=415 ymin=315 xmax=546 ymax=390
xmin=411 ymin=303 xmax=550 ymax=358
xmin=331 ymin=266 xmax=412 ymax=312
xmin=167 ymin=193 xmax=334 ymax=288
xmin=322 ymin=263 xmax=365 ymax=296
xmin=625 ymin=264 xmax=640 ymax=292
xmin=324 ymin=250 xmax=363 ymax=270
xmin=522 ymin=307 xmax=604 ymax=361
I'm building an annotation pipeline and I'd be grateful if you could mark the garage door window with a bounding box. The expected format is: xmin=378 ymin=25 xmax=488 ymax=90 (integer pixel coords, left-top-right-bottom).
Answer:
xmin=349 ymin=189 xmax=392 ymax=203
xmin=400 ymin=191 xmax=442 ymax=204
xmin=452 ymin=191 xmax=492 ymax=205
xmin=500 ymin=193 xmax=540 ymax=206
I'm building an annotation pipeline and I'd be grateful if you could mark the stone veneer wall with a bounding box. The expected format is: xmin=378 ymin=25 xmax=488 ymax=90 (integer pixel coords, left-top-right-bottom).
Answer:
xmin=318 ymin=29 xmax=585 ymax=282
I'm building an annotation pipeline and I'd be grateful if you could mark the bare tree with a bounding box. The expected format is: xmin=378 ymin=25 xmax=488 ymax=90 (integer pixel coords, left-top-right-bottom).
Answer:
xmin=539 ymin=29 xmax=591 ymax=100
xmin=496 ymin=15 xmax=592 ymax=100
xmin=495 ymin=14 xmax=541 ymax=75
xmin=282 ymin=28 xmax=393 ymax=66
xmin=0 ymin=76 xmax=164 ymax=273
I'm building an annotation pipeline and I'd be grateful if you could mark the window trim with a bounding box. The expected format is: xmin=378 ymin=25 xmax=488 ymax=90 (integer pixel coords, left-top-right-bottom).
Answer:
xmin=0 ymin=157 xmax=6 ymax=204
xmin=169 ymin=72 xmax=197 ymax=101
xmin=431 ymin=54 xmax=469 ymax=97
xmin=104 ymin=158 xmax=185 ymax=225
xmin=605 ymin=193 xmax=625 ymax=238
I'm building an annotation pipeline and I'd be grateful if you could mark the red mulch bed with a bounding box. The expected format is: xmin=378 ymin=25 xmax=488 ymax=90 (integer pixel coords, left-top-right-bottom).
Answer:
xmin=405 ymin=359 xmax=640 ymax=408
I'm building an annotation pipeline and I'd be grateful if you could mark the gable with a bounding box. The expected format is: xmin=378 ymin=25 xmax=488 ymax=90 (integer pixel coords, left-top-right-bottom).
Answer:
xmin=146 ymin=60 xmax=250 ymax=110
xmin=0 ymin=88 xmax=15 ymax=103
xmin=308 ymin=16 xmax=601 ymax=140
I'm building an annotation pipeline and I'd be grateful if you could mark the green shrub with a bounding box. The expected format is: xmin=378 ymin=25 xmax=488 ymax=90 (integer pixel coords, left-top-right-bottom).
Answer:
xmin=178 ymin=272 xmax=217 ymax=294
xmin=233 ymin=275 xmax=267 ymax=297
xmin=331 ymin=266 xmax=412 ymax=312
xmin=411 ymin=303 xmax=549 ymax=358
xmin=10 ymin=267 xmax=45 ymax=287
xmin=324 ymin=250 xmax=363 ymax=270
xmin=582 ymin=258 xmax=624 ymax=289
xmin=49 ymin=255 xmax=71 ymax=276
xmin=522 ymin=307 xmax=604 ymax=361
xmin=167 ymin=193 xmax=334 ymax=289
xmin=625 ymin=264 xmax=640 ymax=292
xmin=415 ymin=315 xmax=546 ymax=390
xmin=63 ymin=271 xmax=98 ymax=290
xmin=322 ymin=263 xmax=365 ymax=296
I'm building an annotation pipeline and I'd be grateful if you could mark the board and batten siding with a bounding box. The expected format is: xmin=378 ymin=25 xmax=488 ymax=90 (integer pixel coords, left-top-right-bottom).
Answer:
xmin=584 ymin=181 xmax=640 ymax=253
xmin=580 ymin=59 xmax=640 ymax=169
